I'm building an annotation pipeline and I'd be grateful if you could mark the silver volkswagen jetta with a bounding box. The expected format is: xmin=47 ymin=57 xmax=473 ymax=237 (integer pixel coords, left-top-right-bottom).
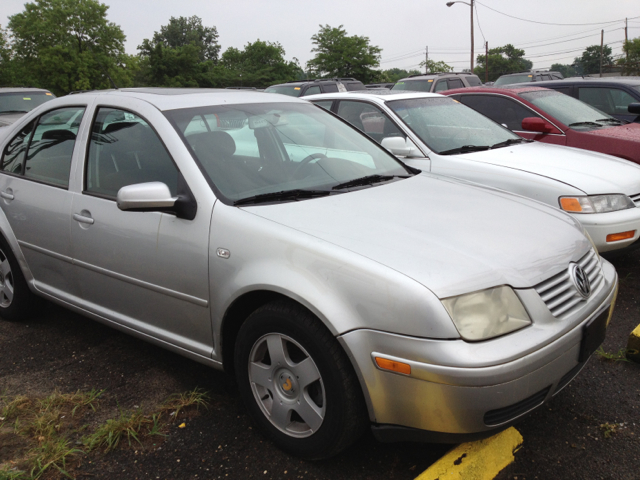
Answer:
xmin=0 ymin=88 xmax=618 ymax=459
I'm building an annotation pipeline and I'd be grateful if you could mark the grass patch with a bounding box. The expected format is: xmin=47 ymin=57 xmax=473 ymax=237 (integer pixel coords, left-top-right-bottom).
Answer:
xmin=600 ymin=422 xmax=619 ymax=438
xmin=0 ymin=388 xmax=209 ymax=479
xmin=595 ymin=347 xmax=631 ymax=363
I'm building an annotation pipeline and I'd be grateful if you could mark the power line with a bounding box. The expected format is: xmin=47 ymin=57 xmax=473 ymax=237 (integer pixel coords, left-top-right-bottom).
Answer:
xmin=475 ymin=1 xmax=640 ymax=26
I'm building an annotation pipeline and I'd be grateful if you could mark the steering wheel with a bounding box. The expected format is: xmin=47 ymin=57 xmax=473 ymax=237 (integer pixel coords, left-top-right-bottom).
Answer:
xmin=293 ymin=152 xmax=328 ymax=179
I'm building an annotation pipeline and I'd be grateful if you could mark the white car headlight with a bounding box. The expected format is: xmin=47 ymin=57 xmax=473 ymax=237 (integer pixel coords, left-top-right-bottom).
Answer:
xmin=559 ymin=194 xmax=635 ymax=214
xmin=442 ymin=286 xmax=531 ymax=341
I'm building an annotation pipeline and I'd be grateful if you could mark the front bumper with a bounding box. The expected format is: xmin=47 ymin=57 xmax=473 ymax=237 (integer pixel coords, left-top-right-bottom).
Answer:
xmin=577 ymin=208 xmax=640 ymax=253
xmin=338 ymin=260 xmax=617 ymax=442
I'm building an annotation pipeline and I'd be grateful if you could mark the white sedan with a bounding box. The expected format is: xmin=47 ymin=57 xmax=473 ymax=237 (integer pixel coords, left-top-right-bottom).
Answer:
xmin=306 ymin=91 xmax=640 ymax=254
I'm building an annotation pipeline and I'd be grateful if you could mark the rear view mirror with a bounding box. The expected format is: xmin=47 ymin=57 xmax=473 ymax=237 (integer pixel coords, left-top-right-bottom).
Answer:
xmin=117 ymin=182 xmax=177 ymax=211
xmin=628 ymin=103 xmax=640 ymax=114
xmin=248 ymin=113 xmax=288 ymax=129
xmin=521 ymin=117 xmax=561 ymax=134
xmin=381 ymin=136 xmax=424 ymax=158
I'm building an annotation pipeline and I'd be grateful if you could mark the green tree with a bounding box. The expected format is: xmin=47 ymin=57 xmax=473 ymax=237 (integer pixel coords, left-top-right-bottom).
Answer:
xmin=8 ymin=0 xmax=129 ymax=95
xmin=419 ymin=59 xmax=453 ymax=74
xmin=573 ymin=45 xmax=613 ymax=75
xmin=306 ymin=25 xmax=382 ymax=83
xmin=0 ymin=26 xmax=14 ymax=85
xmin=473 ymin=44 xmax=532 ymax=82
xmin=621 ymin=37 xmax=640 ymax=75
xmin=381 ymin=68 xmax=421 ymax=82
xmin=140 ymin=16 xmax=220 ymax=63
xmin=550 ymin=63 xmax=579 ymax=78
xmin=220 ymin=40 xmax=302 ymax=87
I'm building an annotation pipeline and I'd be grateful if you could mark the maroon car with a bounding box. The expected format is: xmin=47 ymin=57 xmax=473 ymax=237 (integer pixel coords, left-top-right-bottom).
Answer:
xmin=445 ymin=86 xmax=640 ymax=164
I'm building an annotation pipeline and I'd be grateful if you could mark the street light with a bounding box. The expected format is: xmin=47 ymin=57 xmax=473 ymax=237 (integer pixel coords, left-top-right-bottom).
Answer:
xmin=446 ymin=0 xmax=474 ymax=72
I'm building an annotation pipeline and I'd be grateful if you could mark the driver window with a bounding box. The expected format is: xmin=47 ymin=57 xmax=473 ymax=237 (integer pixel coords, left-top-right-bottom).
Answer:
xmin=86 ymin=108 xmax=179 ymax=198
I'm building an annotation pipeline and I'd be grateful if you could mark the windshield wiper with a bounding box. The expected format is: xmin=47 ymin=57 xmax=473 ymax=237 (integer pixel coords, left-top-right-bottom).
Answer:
xmin=331 ymin=174 xmax=410 ymax=191
xmin=0 ymin=110 xmax=28 ymax=115
xmin=438 ymin=145 xmax=490 ymax=155
xmin=490 ymin=138 xmax=528 ymax=149
xmin=233 ymin=189 xmax=334 ymax=206
xmin=568 ymin=121 xmax=603 ymax=128
xmin=595 ymin=118 xmax=623 ymax=125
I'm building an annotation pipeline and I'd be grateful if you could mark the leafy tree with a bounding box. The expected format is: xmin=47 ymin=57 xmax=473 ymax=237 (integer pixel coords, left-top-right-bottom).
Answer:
xmin=220 ymin=40 xmax=302 ymax=87
xmin=0 ymin=26 xmax=14 ymax=86
xmin=473 ymin=44 xmax=532 ymax=82
xmin=573 ymin=45 xmax=613 ymax=75
xmin=419 ymin=59 xmax=453 ymax=74
xmin=8 ymin=0 xmax=129 ymax=95
xmin=381 ymin=68 xmax=421 ymax=82
xmin=139 ymin=16 xmax=220 ymax=63
xmin=550 ymin=63 xmax=579 ymax=78
xmin=619 ymin=38 xmax=640 ymax=75
xmin=306 ymin=25 xmax=382 ymax=84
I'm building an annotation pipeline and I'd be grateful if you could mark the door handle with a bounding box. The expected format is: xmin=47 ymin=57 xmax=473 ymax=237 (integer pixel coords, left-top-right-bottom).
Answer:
xmin=1 ymin=190 xmax=14 ymax=200
xmin=73 ymin=213 xmax=94 ymax=225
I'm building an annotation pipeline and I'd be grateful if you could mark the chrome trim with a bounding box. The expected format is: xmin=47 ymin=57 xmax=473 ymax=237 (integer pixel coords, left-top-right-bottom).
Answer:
xmin=18 ymin=240 xmax=208 ymax=307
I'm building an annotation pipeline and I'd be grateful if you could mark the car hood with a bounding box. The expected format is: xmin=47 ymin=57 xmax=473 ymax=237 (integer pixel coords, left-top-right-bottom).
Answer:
xmin=587 ymin=121 xmax=640 ymax=142
xmin=459 ymin=141 xmax=640 ymax=195
xmin=243 ymin=174 xmax=589 ymax=299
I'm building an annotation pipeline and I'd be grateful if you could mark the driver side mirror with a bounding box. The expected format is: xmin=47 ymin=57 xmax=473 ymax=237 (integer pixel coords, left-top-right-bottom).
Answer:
xmin=117 ymin=182 xmax=177 ymax=211
xmin=381 ymin=136 xmax=424 ymax=158
xmin=628 ymin=103 xmax=640 ymax=115
xmin=521 ymin=117 xmax=562 ymax=134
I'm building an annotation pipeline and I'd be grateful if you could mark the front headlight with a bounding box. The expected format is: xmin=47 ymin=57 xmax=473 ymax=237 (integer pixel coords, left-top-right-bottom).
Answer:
xmin=442 ymin=286 xmax=531 ymax=341
xmin=559 ymin=194 xmax=635 ymax=214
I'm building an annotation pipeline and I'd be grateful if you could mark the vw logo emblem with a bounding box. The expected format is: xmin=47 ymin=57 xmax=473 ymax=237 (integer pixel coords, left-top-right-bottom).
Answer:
xmin=570 ymin=264 xmax=591 ymax=298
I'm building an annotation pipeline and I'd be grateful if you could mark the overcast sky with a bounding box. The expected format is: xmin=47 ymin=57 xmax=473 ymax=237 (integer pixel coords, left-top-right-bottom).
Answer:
xmin=3 ymin=0 xmax=640 ymax=72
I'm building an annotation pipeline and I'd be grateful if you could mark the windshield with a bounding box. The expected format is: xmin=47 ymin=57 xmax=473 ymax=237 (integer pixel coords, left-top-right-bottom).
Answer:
xmin=263 ymin=86 xmax=302 ymax=97
xmin=0 ymin=92 xmax=55 ymax=114
xmin=494 ymin=74 xmax=533 ymax=86
xmin=519 ymin=90 xmax=616 ymax=127
xmin=392 ymin=80 xmax=433 ymax=92
xmin=165 ymin=102 xmax=410 ymax=204
xmin=386 ymin=97 xmax=521 ymax=154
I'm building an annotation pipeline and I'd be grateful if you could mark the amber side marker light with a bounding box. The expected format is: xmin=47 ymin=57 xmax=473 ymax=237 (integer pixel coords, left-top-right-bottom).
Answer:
xmin=606 ymin=230 xmax=636 ymax=243
xmin=375 ymin=357 xmax=411 ymax=375
xmin=560 ymin=198 xmax=582 ymax=212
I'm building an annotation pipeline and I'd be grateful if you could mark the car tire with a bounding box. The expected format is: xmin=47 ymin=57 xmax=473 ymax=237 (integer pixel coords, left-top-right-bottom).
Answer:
xmin=0 ymin=235 xmax=35 ymax=321
xmin=234 ymin=300 xmax=367 ymax=460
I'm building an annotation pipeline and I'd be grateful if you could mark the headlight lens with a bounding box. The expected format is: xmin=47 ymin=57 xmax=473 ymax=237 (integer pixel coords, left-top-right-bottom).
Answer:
xmin=442 ymin=286 xmax=531 ymax=341
xmin=559 ymin=194 xmax=635 ymax=214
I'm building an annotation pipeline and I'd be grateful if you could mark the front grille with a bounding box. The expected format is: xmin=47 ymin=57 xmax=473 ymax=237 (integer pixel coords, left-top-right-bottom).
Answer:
xmin=630 ymin=193 xmax=640 ymax=207
xmin=484 ymin=386 xmax=551 ymax=426
xmin=534 ymin=249 xmax=603 ymax=319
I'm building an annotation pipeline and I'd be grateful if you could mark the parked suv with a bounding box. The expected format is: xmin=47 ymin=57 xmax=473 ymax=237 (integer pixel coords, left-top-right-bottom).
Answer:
xmin=0 ymin=87 xmax=55 ymax=127
xmin=391 ymin=72 xmax=482 ymax=93
xmin=264 ymin=78 xmax=365 ymax=97
xmin=534 ymin=77 xmax=640 ymax=123
xmin=494 ymin=70 xmax=564 ymax=86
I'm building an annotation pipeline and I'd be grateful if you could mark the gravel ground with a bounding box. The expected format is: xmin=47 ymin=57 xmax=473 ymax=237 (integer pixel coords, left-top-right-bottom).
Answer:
xmin=0 ymin=249 xmax=638 ymax=480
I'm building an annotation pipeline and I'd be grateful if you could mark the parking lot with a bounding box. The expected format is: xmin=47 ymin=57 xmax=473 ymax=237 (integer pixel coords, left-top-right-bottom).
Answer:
xmin=0 ymin=248 xmax=637 ymax=480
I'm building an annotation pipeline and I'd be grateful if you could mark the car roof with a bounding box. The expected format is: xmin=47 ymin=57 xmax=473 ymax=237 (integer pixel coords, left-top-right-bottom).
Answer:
xmin=0 ymin=87 xmax=52 ymax=94
xmin=64 ymin=88 xmax=304 ymax=110
xmin=303 ymin=90 xmax=445 ymax=103
xmin=443 ymin=85 xmax=553 ymax=96
xmin=536 ymin=77 xmax=640 ymax=87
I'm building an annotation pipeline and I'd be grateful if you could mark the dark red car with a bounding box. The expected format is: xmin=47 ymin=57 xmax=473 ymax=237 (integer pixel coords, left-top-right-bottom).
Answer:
xmin=445 ymin=86 xmax=640 ymax=164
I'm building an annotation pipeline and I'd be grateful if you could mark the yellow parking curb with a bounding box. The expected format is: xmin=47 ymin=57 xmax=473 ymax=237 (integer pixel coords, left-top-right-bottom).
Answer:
xmin=626 ymin=324 xmax=640 ymax=363
xmin=414 ymin=427 xmax=523 ymax=480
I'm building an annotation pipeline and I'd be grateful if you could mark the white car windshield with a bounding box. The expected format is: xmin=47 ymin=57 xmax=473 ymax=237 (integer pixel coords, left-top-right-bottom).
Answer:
xmin=165 ymin=102 xmax=411 ymax=204
xmin=387 ymin=97 xmax=524 ymax=155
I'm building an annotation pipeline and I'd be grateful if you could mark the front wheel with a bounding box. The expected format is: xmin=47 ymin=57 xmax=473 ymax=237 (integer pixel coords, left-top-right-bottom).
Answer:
xmin=234 ymin=300 xmax=367 ymax=459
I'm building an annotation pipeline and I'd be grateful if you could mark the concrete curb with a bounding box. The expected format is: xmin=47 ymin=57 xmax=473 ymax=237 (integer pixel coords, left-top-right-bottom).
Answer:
xmin=414 ymin=427 xmax=523 ymax=480
xmin=626 ymin=324 xmax=640 ymax=363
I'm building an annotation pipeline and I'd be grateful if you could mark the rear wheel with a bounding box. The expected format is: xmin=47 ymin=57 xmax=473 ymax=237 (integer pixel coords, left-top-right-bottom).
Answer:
xmin=234 ymin=300 xmax=367 ymax=459
xmin=0 ymin=235 xmax=35 ymax=321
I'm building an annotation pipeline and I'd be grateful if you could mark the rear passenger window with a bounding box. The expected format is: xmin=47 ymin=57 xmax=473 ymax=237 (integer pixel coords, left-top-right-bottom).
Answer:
xmin=323 ymin=84 xmax=339 ymax=93
xmin=85 ymin=108 xmax=179 ymax=198
xmin=1 ymin=120 xmax=35 ymax=175
xmin=434 ymin=81 xmax=449 ymax=93
xmin=23 ymin=107 xmax=85 ymax=187
xmin=303 ymin=86 xmax=321 ymax=96
xmin=448 ymin=78 xmax=464 ymax=89
xmin=466 ymin=76 xmax=482 ymax=87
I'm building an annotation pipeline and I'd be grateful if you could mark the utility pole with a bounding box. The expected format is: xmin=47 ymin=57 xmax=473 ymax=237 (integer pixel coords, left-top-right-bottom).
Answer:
xmin=626 ymin=18 xmax=629 ymax=68
xmin=600 ymin=29 xmax=604 ymax=77
xmin=426 ymin=46 xmax=429 ymax=74
xmin=470 ymin=0 xmax=474 ymax=72
xmin=485 ymin=41 xmax=488 ymax=83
